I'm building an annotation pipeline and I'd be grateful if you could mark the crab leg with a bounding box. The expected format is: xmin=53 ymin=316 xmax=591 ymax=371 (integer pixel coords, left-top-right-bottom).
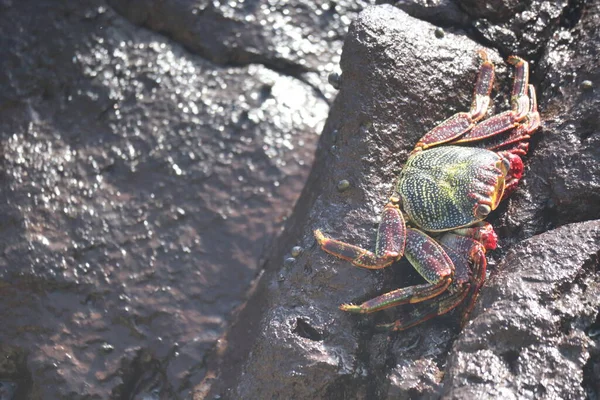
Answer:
xmin=452 ymin=221 xmax=498 ymax=250
xmin=412 ymin=50 xmax=494 ymax=152
xmin=508 ymin=55 xmax=531 ymax=119
xmin=470 ymin=50 xmax=496 ymax=121
xmin=438 ymin=233 xmax=488 ymax=325
xmin=314 ymin=200 xmax=406 ymax=269
xmin=340 ymin=228 xmax=453 ymax=313
xmin=450 ymin=57 xmax=536 ymax=146
xmin=375 ymin=287 xmax=470 ymax=331
xmin=376 ymin=232 xmax=487 ymax=331
xmin=485 ymin=85 xmax=541 ymax=155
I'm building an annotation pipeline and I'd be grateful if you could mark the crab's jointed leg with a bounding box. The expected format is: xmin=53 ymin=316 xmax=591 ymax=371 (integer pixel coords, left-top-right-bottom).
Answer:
xmin=375 ymin=286 xmax=470 ymax=331
xmin=314 ymin=199 xmax=406 ymax=270
xmin=450 ymin=56 xmax=539 ymax=150
xmin=414 ymin=53 xmax=540 ymax=157
xmin=439 ymin=232 xmax=488 ymax=325
xmin=452 ymin=221 xmax=498 ymax=250
xmin=412 ymin=50 xmax=495 ymax=152
xmin=376 ymin=231 xmax=488 ymax=331
xmin=339 ymin=228 xmax=454 ymax=314
xmin=483 ymin=85 xmax=541 ymax=155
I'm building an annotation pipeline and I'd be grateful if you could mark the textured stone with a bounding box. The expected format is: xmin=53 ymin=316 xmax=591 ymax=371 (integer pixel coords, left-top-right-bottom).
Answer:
xmin=443 ymin=220 xmax=600 ymax=399
xmin=203 ymin=3 xmax=600 ymax=399
xmin=108 ymin=0 xmax=374 ymax=101
xmin=2 ymin=0 xmax=599 ymax=398
xmin=0 ymin=0 xmax=326 ymax=398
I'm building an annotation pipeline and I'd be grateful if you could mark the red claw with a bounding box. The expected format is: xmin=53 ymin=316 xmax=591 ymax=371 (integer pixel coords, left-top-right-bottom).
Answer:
xmin=453 ymin=222 xmax=498 ymax=250
xmin=479 ymin=226 xmax=498 ymax=250
xmin=499 ymin=151 xmax=524 ymax=201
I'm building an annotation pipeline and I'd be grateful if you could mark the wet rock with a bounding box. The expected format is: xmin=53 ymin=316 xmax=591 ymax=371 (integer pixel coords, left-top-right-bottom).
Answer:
xmin=395 ymin=0 xmax=471 ymax=27
xmin=456 ymin=0 xmax=531 ymax=22
xmin=1 ymin=0 xmax=598 ymax=398
xmin=203 ymin=3 xmax=600 ymax=400
xmin=442 ymin=220 xmax=600 ymax=399
xmin=398 ymin=0 xmax=570 ymax=59
xmin=0 ymin=382 xmax=17 ymax=400
xmin=0 ymin=346 xmax=28 ymax=400
xmin=0 ymin=0 xmax=325 ymax=398
xmin=459 ymin=0 xmax=567 ymax=59
xmin=108 ymin=0 xmax=374 ymax=100
xmin=204 ymin=5 xmax=511 ymax=399
xmin=505 ymin=0 xmax=600 ymax=240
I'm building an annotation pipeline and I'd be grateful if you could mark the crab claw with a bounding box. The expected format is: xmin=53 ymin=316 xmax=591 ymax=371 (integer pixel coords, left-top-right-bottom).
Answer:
xmin=314 ymin=201 xmax=407 ymax=270
xmin=498 ymin=151 xmax=524 ymax=201
xmin=452 ymin=222 xmax=498 ymax=250
xmin=478 ymin=226 xmax=498 ymax=250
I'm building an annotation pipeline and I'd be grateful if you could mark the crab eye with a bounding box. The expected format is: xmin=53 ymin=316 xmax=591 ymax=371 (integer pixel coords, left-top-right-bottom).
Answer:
xmin=476 ymin=204 xmax=491 ymax=218
xmin=498 ymin=157 xmax=511 ymax=175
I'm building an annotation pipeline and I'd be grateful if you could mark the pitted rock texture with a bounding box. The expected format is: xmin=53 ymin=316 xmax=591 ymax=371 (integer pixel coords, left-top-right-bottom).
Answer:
xmin=507 ymin=0 xmax=600 ymax=240
xmin=204 ymin=3 xmax=600 ymax=400
xmin=1 ymin=0 xmax=599 ymax=399
xmin=397 ymin=0 xmax=570 ymax=60
xmin=443 ymin=220 xmax=600 ymax=399
xmin=456 ymin=0 xmax=567 ymax=60
xmin=0 ymin=0 xmax=329 ymax=398
xmin=108 ymin=0 xmax=374 ymax=101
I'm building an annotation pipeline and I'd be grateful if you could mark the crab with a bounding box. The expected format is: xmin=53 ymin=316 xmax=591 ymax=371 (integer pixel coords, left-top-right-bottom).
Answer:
xmin=314 ymin=50 xmax=540 ymax=331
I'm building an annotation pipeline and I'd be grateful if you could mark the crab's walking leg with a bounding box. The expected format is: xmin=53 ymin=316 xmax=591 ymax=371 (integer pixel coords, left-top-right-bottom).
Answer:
xmin=376 ymin=232 xmax=487 ymax=331
xmin=314 ymin=200 xmax=406 ymax=269
xmin=340 ymin=228 xmax=454 ymax=314
xmin=438 ymin=233 xmax=488 ymax=326
xmin=452 ymin=221 xmax=498 ymax=250
xmin=413 ymin=50 xmax=495 ymax=152
xmin=508 ymin=55 xmax=531 ymax=119
xmin=450 ymin=56 xmax=537 ymax=146
xmin=485 ymin=85 xmax=541 ymax=155
xmin=375 ymin=288 xmax=470 ymax=331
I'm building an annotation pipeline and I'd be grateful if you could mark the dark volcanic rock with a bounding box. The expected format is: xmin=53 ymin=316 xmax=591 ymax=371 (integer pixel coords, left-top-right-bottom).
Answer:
xmin=206 ymin=5 xmax=512 ymax=399
xmin=443 ymin=220 xmax=600 ymax=399
xmin=458 ymin=0 xmax=566 ymax=60
xmin=203 ymin=3 xmax=600 ymax=400
xmin=108 ymin=0 xmax=374 ymax=100
xmin=456 ymin=0 xmax=530 ymax=22
xmin=0 ymin=0 xmax=326 ymax=398
xmin=1 ymin=0 xmax=599 ymax=398
xmin=504 ymin=0 xmax=600 ymax=240
xmin=394 ymin=0 xmax=471 ymax=27
xmin=400 ymin=0 xmax=569 ymax=60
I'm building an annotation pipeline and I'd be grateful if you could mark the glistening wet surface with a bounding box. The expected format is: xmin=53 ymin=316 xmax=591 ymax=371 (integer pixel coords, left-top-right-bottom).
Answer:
xmin=0 ymin=0 xmax=332 ymax=397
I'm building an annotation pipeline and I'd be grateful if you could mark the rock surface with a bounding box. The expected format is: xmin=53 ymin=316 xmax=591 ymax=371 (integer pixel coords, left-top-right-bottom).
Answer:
xmin=443 ymin=220 xmax=600 ymax=399
xmin=0 ymin=0 xmax=329 ymax=398
xmin=204 ymin=2 xmax=600 ymax=400
xmin=107 ymin=0 xmax=373 ymax=101
xmin=1 ymin=0 xmax=599 ymax=399
xmin=509 ymin=0 xmax=600 ymax=239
